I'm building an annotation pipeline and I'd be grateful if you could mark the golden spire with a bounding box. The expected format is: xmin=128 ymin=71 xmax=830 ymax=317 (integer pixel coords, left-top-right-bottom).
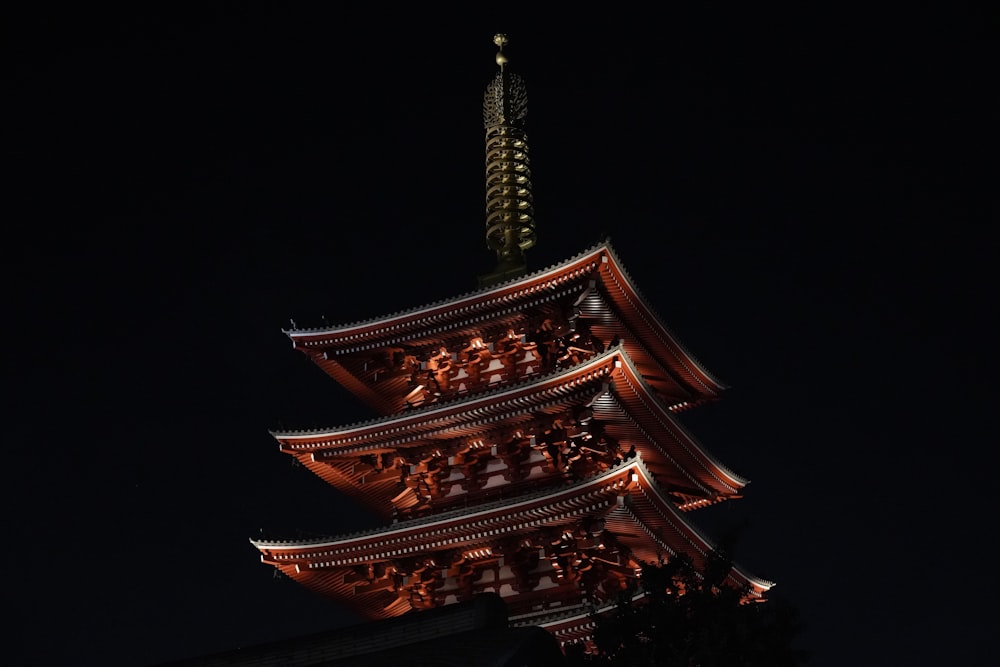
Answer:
xmin=478 ymin=33 xmax=536 ymax=287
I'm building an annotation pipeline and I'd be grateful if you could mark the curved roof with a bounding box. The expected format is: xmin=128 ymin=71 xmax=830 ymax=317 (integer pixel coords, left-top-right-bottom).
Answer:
xmin=249 ymin=456 xmax=771 ymax=621
xmin=284 ymin=240 xmax=726 ymax=413
xmin=269 ymin=346 xmax=746 ymax=514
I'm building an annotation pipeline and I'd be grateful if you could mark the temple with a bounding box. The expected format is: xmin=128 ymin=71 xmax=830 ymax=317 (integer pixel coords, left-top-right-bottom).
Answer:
xmin=250 ymin=35 xmax=772 ymax=650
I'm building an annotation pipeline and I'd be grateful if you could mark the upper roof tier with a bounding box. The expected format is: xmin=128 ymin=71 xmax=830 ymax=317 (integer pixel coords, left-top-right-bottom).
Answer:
xmin=285 ymin=240 xmax=726 ymax=416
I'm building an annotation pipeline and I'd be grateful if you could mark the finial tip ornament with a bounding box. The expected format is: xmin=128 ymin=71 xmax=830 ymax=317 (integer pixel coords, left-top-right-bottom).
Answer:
xmin=493 ymin=34 xmax=509 ymax=69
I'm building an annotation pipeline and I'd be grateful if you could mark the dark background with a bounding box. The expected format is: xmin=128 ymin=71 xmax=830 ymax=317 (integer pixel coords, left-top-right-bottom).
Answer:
xmin=6 ymin=6 xmax=995 ymax=666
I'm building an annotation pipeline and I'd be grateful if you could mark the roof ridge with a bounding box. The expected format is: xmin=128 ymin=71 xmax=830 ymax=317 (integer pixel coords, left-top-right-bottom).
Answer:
xmin=601 ymin=242 xmax=729 ymax=391
xmin=282 ymin=239 xmax=614 ymax=336
xmin=250 ymin=455 xmax=640 ymax=547
xmin=270 ymin=344 xmax=621 ymax=438
xmin=614 ymin=350 xmax=747 ymax=489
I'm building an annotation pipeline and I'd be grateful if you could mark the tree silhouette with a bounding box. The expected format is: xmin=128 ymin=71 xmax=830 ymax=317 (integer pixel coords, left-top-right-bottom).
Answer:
xmin=566 ymin=546 xmax=808 ymax=666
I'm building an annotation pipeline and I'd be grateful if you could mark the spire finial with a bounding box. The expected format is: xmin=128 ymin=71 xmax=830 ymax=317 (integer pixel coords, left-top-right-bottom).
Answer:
xmin=479 ymin=34 xmax=535 ymax=288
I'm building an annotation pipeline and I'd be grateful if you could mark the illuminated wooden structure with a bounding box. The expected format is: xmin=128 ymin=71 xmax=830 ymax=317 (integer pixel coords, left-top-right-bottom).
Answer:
xmin=251 ymin=35 xmax=772 ymax=648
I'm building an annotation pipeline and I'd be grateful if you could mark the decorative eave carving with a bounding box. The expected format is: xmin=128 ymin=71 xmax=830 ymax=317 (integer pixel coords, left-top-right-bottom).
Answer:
xmin=249 ymin=457 xmax=771 ymax=620
xmin=284 ymin=240 xmax=725 ymax=414
xmin=267 ymin=347 xmax=745 ymax=521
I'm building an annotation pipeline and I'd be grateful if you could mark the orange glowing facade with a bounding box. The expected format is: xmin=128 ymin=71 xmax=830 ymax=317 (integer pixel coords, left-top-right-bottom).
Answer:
xmin=250 ymin=36 xmax=771 ymax=648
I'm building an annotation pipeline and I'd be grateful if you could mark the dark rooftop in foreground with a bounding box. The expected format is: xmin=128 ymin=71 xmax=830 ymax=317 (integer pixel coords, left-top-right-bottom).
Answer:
xmin=155 ymin=592 xmax=567 ymax=667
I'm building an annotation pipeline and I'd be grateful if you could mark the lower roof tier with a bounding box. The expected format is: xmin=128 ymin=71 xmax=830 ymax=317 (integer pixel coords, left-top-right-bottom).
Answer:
xmin=250 ymin=457 xmax=772 ymax=623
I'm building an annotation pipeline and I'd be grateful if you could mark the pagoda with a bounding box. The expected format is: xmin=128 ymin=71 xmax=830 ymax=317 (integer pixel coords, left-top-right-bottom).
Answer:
xmin=251 ymin=35 xmax=772 ymax=648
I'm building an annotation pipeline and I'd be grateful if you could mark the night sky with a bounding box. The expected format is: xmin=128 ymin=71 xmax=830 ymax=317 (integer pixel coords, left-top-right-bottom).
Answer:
xmin=7 ymin=7 xmax=995 ymax=666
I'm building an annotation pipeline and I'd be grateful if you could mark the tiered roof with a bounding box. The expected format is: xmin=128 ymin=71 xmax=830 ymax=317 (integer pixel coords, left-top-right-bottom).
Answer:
xmin=252 ymin=245 xmax=771 ymax=630
xmin=251 ymin=35 xmax=770 ymax=647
